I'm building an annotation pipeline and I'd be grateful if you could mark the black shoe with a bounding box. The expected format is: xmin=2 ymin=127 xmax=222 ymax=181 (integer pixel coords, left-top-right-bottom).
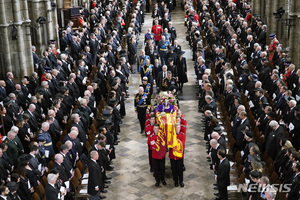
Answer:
xmin=179 ymin=182 xmax=184 ymax=187
xmin=104 ymin=180 xmax=111 ymax=184
xmin=214 ymin=187 xmax=218 ymax=190
xmin=162 ymin=180 xmax=167 ymax=186
xmin=100 ymin=195 xmax=106 ymax=199
xmin=207 ymin=159 xmax=211 ymax=162
xmin=150 ymin=168 xmax=153 ymax=172
xmin=105 ymin=177 xmax=112 ymax=180
xmin=101 ymin=190 xmax=108 ymax=193
xmin=213 ymin=183 xmax=217 ymax=186
xmin=174 ymin=182 xmax=179 ymax=187
xmin=103 ymin=185 xmax=109 ymax=188
xmin=214 ymin=193 xmax=219 ymax=196
xmin=155 ymin=182 xmax=160 ymax=187
xmin=114 ymin=141 xmax=118 ymax=145
xmin=140 ymin=130 xmax=144 ymax=134
xmin=107 ymin=166 xmax=114 ymax=171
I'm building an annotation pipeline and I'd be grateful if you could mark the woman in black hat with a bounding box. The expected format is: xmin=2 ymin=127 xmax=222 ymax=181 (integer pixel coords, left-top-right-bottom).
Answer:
xmin=15 ymin=116 xmax=32 ymax=154
xmin=176 ymin=51 xmax=188 ymax=93
xmin=0 ymin=105 xmax=13 ymax=136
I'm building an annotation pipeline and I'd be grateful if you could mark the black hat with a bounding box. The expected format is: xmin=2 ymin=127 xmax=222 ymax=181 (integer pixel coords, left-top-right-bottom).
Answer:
xmin=214 ymin=126 xmax=222 ymax=134
xmin=16 ymin=115 xmax=24 ymax=122
xmin=245 ymin=131 xmax=253 ymax=138
xmin=102 ymin=109 xmax=111 ymax=117
xmin=111 ymin=81 xmax=118 ymax=87
xmin=250 ymin=170 xmax=261 ymax=178
xmin=261 ymin=101 xmax=269 ymax=107
xmin=178 ymin=51 xmax=185 ymax=55
xmin=168 ymin=57 xmax=174 ymax=62
xmin=23 ymin=113 xmax=30 ymax=120
xmin=18 ymin=154 xmax=31 ymax=166
xmin=169 ymin=46 xmax=175 ymax=52
xmin=7 ymin=181 xmax=19 ymax=193
xmin=267 ymin=111 xmax=276 ymax=119
xmin=233 ymin=92 xmax=241 ymax=98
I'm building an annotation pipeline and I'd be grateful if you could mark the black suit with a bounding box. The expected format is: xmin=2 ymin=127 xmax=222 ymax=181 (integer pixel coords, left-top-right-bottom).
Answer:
xmin=236 ymin=118 xmax=250 ymax=151
xmin=211 ymin=144 xmax=226 ymax=171
xmin=5 ymin=78 xmax=15 ymax=95
xmin=70 ymin=122 xmax=87 ymax=144
xmin=266 ymin=125 xmax=286 ymax=160
xmin=88 ymin=159 xmax=103 ymax=196
xmin=288 ymin=173 xmax=300 ymax=200
xmin=217 ymin=158 xmax=230 ymax=200
xmin=45 ymin=184 xmax=59 ymax=200
xmin=52 ymin=162 xmax=71 ymax=182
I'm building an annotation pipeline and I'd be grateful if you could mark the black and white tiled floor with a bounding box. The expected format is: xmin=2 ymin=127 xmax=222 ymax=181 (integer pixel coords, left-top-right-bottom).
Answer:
xmin=104 ymin=5 xmax=215 ymax=200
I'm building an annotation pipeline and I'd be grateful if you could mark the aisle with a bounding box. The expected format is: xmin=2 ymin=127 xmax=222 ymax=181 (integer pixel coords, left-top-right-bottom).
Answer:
xmin=105 ymin=4 xmax=215 ymax=200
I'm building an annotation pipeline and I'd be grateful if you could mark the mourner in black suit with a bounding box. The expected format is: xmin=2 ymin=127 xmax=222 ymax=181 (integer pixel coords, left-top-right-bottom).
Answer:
xmin=216 ymin=149 xmax=230 ymax=200
xmin=88 ymin=151 xmax=106 ymax=200
xmin=45 ymin=173 xmax=60 ymax=200
xmin=287 ymin=162 xmax=300 ymax=200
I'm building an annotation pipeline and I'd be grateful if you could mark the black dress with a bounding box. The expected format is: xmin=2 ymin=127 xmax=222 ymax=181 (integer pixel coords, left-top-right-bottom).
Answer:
xmin=176 ymin=57 xmax=188 ymax=83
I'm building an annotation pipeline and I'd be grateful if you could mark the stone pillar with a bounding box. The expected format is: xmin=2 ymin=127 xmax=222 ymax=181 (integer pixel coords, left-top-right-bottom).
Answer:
xmin=12 ymin=0 xmax=28 ymax=77
xmin=0 ymin=0 xmax=12 ymax=73
xmin=29 ymin=0 xmax=43 ymax=53
xmin=252 ymin=0 xmax=260 ymax=15
xmin=288 ymin=0 xmax=300 ymax=68
xmin=46 ymin=0 xmax=54 ymax=42
xmin=23 ymin=0 xmax=34 ymax=76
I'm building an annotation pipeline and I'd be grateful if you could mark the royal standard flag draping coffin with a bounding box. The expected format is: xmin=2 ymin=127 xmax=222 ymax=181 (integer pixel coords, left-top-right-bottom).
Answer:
xmin=156 ymin=112 xmax=183 ymax=158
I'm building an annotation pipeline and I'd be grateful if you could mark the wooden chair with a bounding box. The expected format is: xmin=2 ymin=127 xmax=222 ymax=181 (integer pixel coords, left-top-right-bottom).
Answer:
xmin=76 ymin=160 xmax=88 ymax=174
xmin=47 ymin=160 xmax=54 ymax=170
xmin=31 ymin=192 xmax=40 ymax=200
xmin=74 ymin=167 xmax=82 ymax=181
xmin=40 ymin=175 xmax=48 ymax=187
xmin=36 ymin=184 xmax=45 ymax=199
xmin=56 ymin=141 xmax=62 ymax=151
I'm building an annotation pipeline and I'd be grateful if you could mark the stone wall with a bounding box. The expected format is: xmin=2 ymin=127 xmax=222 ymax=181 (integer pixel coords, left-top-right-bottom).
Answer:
xmin=251 ymin=0 xmax=300 ymax=68
xmin=0 ymin=0 xmax=61 ymax=80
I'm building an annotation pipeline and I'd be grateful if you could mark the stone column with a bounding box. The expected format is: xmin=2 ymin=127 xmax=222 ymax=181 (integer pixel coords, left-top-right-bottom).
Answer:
xmin=30 ymin=0 xmax=43 ymax=53
xmin=12 ymin=0 xmax=28 ymax=77
xmin=46 ymin=0 xmax=54 ymax=42
xmin=23 ymin=0 xmax=34 ymax=76
xmin=288 ymin=0 xmax=300 ymax=68
xmin=0 ymin=0 xmax=12 ymax=73
xmin=252 ymin=0 xmax=260 ymax=15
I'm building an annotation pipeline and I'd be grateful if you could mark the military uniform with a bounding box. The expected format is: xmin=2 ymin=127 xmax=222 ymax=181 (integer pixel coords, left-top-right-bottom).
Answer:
xmin=134 ymin=93 xmax=151 ymax=133
xmin=169 ymin=131 xmax=186 ymax=186
xmin=38 ymin=130 xmax=55 ymax=161
xmin=4 ymin=138 xmax=22 ymax=165
xmin=167 ymin=26 xmax=177 ymax=45
xmin=140 ymin=64 xmax=154 ymax=84
xmin=144 ymin=32 xmax=155 ymax=44
xmin=162 ymin=33 xmax=172 ymax=45
xmin=140 ymin=82 xmax=153 ymax=97
xmin=158 ymin=40 xmax=170 ymax=65
xmin=145 ymin=123 xmax=155 ymax=171
xmin=162 ymin=77 xmax=177 ymax=91
xmin=137 ymin=55 xmax=150 ymax=72
xmin=151 ymin=25 xmax=163 ymax=45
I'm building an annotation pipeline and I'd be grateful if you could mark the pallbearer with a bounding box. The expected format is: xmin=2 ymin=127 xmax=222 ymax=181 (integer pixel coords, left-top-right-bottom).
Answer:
xmin=169 ymin=123 xmax=186 ymax=187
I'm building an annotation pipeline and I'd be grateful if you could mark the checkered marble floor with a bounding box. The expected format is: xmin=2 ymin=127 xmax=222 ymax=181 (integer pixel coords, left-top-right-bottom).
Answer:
xmin=103 ymin=5 xmax=216 ymax=200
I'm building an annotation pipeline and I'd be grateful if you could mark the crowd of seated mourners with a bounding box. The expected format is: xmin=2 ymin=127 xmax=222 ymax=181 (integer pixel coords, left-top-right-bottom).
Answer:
xmin=183 ymin=0 xmax=300 ymax=199
xmin=0 ymin=0 xmax=147 ymax=199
